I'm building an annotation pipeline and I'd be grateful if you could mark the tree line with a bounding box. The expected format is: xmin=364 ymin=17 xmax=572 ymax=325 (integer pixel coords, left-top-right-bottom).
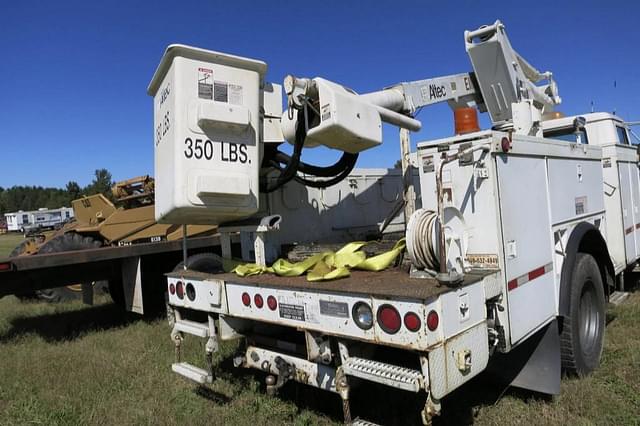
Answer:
xmin=0 ymin=169 xmax=114 ymax=216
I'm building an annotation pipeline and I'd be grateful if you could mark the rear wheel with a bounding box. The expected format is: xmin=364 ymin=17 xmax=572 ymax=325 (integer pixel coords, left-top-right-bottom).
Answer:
xmin=36 ymin=233 xmax=108 ymax=303
xmin=173 ymin=252 xmax=223 ymax=274
xmin=560 ymin=253 xmax=606 ymax=376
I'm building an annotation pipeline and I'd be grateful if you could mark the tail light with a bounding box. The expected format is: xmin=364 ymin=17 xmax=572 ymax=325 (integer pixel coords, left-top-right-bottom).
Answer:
xmin=427 ymin=310 xmax=439 ymax=331
xmin=169 ymin=282 xmax=176 ymax=295
xmin=377 ymin=305 xmax=401 ymax=334
xmin=403 ymin=312 xmax=421 ymax=332
xmin=176 ymin=281 xmax=184 ymax=299
xmin=267 ymin=296 xmax=277 ymax=311
xmin=186 ymin=283 xmax=196 ymax=301
xmin=241 ymin=292 xmax=251 ymax=307
xmin=352 ymin=302 xmax=373 ymax=330
xmin=0 ymin=262 xmax=12 ymax=272
xmin=254 ymin=294 xmax=264 ymax=308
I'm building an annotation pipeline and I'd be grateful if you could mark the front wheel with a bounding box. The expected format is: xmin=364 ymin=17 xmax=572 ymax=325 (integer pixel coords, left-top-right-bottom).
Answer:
xmin=560 ymin=253 xmax=606 ymax=376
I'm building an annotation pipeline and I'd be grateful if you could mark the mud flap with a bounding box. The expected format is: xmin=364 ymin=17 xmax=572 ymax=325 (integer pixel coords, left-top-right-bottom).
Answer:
xmin=490 ymin=319 xmax=560 ymax=395
xmin=122 ymin=256 xmax=144 ymax=314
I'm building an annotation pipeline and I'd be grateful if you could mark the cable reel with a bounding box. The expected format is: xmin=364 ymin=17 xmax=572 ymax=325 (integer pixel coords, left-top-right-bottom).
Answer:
xmin=406 ymin=207 xmax=469 ymax=276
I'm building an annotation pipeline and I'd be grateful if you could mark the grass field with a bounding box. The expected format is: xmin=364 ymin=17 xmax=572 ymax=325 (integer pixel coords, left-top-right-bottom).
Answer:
xmin=0 ymin=233 xmax=25 ymax=257
xmin=0 ymin=292 xmax=637 ymax=425
xmin=0 ymin=232 xmax=638 ymax=425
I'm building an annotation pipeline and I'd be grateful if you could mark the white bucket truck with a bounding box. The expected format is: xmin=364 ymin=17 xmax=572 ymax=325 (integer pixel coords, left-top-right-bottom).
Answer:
xmin=147 ymin=20 xmax=634 ymax=424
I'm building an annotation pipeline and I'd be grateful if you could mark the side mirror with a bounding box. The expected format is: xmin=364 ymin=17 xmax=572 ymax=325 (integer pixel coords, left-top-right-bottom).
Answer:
xmin=573 ymin=116 xmax=587 ymax=132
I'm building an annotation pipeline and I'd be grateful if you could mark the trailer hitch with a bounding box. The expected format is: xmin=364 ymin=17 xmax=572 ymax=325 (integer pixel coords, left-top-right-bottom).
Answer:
xmin=266 ymin=356 xmax=296 ymax=396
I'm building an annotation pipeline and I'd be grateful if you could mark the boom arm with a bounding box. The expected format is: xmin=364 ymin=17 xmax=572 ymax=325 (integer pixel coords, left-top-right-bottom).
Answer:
xmin=360 ymin=72 xmax=483 ymax=114
xmin=283 ymin=20 xmax=561 ymax=151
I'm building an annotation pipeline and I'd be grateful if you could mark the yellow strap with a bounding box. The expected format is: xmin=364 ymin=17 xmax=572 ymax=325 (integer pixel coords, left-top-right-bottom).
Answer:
xmin=227 ymin=238 xmax=406 ymax=281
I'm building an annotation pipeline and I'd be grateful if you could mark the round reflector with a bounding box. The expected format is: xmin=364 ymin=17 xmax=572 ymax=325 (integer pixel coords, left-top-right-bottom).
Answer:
xmin=352 ymin=302 xmax=373 ymax=330
xmin=176 ymin=281 xmax=184 ymax=299
xmin=377 ymin=305 xmax=401 ymax=334
xmin=254 ymin=294 xmax=264 ymax=308
xmin=427 ymin=310 xmax=439 ymax=331
xmin=186 ymin=283 xmax=196 ymax=301
xmin=404 ymin=312 xmax=421 ymax=332
xmin=169 ymin=283 xmax=175 ymax=295
xmin=241 ymin=292 xmax=251 ymax=307
xmin=267 ymin=295 xmax=277 ymax=311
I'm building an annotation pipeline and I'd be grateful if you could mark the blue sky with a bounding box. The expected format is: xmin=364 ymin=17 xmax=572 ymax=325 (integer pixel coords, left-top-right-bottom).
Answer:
xmin=1 ymin=1 xmax=638 ymax=188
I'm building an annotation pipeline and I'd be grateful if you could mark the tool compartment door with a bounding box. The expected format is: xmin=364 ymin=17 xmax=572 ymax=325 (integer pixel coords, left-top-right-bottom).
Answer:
xmin=631 ymin=163 xmax=640 ymax=259
xmin=496 ymin=155 xmax=555 ymax=344
xmin=618 ymin=162 xmax=637 ymax=263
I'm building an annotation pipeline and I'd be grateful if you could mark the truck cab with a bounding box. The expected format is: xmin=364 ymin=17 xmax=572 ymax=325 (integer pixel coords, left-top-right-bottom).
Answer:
xmin=543 ymin=112 xmax=633 ymax=147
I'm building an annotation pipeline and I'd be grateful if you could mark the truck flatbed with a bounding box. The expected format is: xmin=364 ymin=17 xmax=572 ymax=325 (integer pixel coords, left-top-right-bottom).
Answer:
xmin=186 ymin=268 xmax=497 ymax=300
xmin=0 ymin=236 xmax=220 ymax=297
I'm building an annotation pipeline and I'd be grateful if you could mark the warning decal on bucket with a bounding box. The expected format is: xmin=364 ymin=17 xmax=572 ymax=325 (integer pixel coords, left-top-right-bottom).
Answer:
xmin=198 ymin=68 xmax=213 ymax=99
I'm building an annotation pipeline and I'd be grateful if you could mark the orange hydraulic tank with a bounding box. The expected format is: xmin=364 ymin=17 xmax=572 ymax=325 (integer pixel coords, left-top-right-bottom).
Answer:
xmin=454 ymin=107 xmax=480 ymax=135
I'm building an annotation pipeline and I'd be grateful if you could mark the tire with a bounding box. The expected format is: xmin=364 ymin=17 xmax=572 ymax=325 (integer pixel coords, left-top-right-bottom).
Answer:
xmin=10 ymin=239 xmax=40 ymax=300
xmin=10 ymin=239 xmax=33 ymax=257
xmin=560 ymin=253 xmax=606 ymax=376
xmin=173 ymin=252 xmax=223 ymax=274
xmin=167 ymin=253 xmax=223 ymax=326
xmin=35 ymin=233 xmax=107 ymax=303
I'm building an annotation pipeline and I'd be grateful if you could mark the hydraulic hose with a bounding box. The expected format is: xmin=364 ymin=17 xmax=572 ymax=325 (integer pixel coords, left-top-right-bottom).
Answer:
xmin=261 ymin=105 xmax=359 ymax=190
xmin=272 ymin=151 xmax=358 ymax=178
xmin=260 ymin=109 xmax=306 ymax=193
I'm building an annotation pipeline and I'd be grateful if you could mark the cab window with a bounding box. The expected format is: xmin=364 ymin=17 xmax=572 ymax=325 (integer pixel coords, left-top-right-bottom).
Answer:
xmin=616 ymin=126 xmax=630 ymax=145
xmin=544 ymin=127 xmax=589 ymax=144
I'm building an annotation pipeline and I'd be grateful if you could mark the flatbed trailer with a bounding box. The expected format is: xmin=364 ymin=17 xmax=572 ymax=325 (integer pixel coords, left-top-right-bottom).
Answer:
xmin=0 ymin=236 xmax=219 ymax=311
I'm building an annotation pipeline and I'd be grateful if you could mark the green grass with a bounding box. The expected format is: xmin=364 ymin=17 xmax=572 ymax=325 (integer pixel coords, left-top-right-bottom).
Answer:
xmin=0 ymin=233 xmax=25 ymax=257
xmin=0 ymin=292 xmax=637 ymax=425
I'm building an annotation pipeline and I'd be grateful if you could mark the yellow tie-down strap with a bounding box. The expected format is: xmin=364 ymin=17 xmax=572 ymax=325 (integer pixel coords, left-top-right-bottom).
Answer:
xmin=224 ymin=239 xmax=406 ymax=282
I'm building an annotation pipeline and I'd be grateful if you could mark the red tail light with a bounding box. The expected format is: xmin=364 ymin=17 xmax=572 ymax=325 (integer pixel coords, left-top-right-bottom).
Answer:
xmin=169 ymin=283 xmax=176 ymax=295
xmin=267 ymin=296 xmax=277 ymax=311
xmin=427 ymin=310 xmax=439 ymax=331
xmin=404 ymin=312 xmax=421 ymax=332
xmin=0 ymin=262 xmax=12 ymax=272
xmin=176 ymin=281 xmax=184 ymax=299
xmin=377 ymin=305 xmax=401 ymax=334
xmin=241 ymin=292 xmax=251 ymax=307
xmin=254 ymin=294 xmax=264 ymax=308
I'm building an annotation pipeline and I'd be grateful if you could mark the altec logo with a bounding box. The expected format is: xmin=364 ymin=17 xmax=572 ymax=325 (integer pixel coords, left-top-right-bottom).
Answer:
xmin=429 ymin=84 xmax=447 ymax=100
xmin=507 ymin=262 xmax=553 ymax=291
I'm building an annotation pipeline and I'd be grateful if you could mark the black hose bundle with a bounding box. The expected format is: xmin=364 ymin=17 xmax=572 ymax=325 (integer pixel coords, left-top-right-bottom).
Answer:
xmin=260 ymin=107 xmax=359 ymax=192
xmin=260 ymin=109 xmax=306 ymax=193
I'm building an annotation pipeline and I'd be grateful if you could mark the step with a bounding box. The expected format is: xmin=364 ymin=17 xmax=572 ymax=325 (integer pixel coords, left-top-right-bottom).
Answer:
xmin=609 ymin=291 xmax=630 ymax=306
xmin=172 ymin=362 xmax=213 ymax=384
xmin=174 ymin=319 xmax=210 ymax=338
xmin=342 ymin=357 xmax=423 ymax=392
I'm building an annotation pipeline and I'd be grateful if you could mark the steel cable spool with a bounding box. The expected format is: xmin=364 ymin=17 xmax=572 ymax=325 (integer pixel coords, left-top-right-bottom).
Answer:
xmin=406 ymin=209 xmax=440 ymax=271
